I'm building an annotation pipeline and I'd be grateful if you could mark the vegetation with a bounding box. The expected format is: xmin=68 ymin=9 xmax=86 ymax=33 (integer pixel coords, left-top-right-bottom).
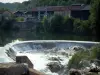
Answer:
xmin=68 ymin=44 xmax=100 ymax=69
xmin=0 ymin=0 xmax=100 ymax=41
xmin=15 ymin=17 xmax=24 ymax=22
xmin=68 ymin=50 xmax=90 ymax=69
xmin=35 ymin=0 xmax=100 ymax=41
xmin=17 ymin=0 xmax=92 ymax=10
xmin=89 ymin=0 xmax=100 ymax=41
xmin=36 ymin=14 xmax=91 ymax=36
xmin=0 ymin=2 xmax=20 ymax=11
xmin=0 ymin=9 xmax=19 ymax=45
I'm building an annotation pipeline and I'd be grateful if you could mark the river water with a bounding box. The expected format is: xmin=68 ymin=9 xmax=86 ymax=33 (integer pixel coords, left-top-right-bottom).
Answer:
xmin=0 ymin=40 xmax=99 ymax=75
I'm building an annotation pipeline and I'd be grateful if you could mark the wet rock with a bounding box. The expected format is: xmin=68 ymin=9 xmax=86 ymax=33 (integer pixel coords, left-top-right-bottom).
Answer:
xmin=69 ymin=69 xmax=81 ymax=75
xmin=57 ymin=50 xmax=69 ymax=57
xmin=47 ymin=61 xmax=64 ymax=72
xmin=72 ymin=46 xmax=85 ymax=51
xmin=89 ymin=67 xmax=100 ymax=73
xmin=48 ymin=57 xmax=63 ymax=61
xmin=68 ymin=67 xmax=100 ymax=75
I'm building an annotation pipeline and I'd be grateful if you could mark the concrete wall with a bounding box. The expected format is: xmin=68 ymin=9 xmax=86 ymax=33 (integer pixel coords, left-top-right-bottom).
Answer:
xmin=16 ymin=56 xmax=33 ymax=68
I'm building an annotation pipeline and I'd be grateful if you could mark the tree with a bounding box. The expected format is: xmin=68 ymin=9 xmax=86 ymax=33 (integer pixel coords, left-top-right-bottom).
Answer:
xmin=0 ymin=13 xmax=19 ymax=45
xmin=63 ymin=16 xmax=74 ymax=33
xmin=50 ymin=14 xmax=64 ymax=33
xmin=90 ymin=0 xmax=100 ymax=41
xmin=41 ymin=16 xmax=49 ymax=33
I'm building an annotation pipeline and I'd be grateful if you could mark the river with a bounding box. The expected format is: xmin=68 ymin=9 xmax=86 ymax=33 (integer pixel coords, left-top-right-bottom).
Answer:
xmin=0 ymin=40 xmax=99 ymax=75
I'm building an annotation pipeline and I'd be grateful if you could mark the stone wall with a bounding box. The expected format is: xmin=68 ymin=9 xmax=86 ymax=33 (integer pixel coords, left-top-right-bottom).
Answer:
xmin=16 ymin=56 xmax=33 ymax=68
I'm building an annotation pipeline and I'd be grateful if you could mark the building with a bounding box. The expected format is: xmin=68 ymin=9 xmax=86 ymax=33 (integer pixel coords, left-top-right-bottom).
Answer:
xmin=14 ymin=11 xmax=24 ymax=17
xmin=0 ymin=10 xmax=12 ymax=20
xmin=70 ymin=4 xmax=90 ymax=20
xmin=14 ymin=4 xmax=90 ymax=22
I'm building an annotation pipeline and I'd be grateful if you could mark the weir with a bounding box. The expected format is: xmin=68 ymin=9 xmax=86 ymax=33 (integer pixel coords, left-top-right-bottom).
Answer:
xmin=0 ymin=40 xmax=99 ymax=75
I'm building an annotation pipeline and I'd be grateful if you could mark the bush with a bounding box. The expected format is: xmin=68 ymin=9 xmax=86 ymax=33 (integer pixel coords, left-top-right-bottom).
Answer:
xmin=68 ymin=50 xmax=90 ymax=69
xmin=16 ymin=17 xmax=24 ymax=22
xmin=41 ymin=16 xmax=50 ymax=32
xmin=68 ymin=44 xmax=100 ymax=70
xmin=50 ymin=14 xmax=64 ymax=33
xmin=63 ymin=16 xmax=74 ymax=33
xmin=90 ymin=44 xmax=100 ymax=60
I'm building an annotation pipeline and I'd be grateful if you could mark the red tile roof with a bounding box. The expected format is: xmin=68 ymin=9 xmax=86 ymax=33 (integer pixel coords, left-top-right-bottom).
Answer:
xmin=32 ymin=5 xmax=90 ymax=11
xmin=32 ymin=6 xmax=70 ymax=11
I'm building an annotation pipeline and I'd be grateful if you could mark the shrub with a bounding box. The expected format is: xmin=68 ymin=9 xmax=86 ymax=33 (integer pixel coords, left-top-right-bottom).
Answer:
xmin=68 ymin=50 xmax=90 ymax=69
xmin=90 ymin=44 xmax=100 ymax=60
xmin=16 ymin=17 xmax=24 ymax=22
xmin=68 ymin=44 xmax=100 ymax=70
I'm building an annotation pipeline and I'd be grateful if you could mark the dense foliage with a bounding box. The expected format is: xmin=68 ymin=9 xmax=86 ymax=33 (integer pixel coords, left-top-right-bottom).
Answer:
xmin=0 ymin=2 xmax=20 ymax=11
xmin=17 ymin=0 xmax=92 ymax=10
xmin=89 ymin=0 xmax=100 ymax=41
xmin=0 ymin=9 xmax=19 ymax=45
xmin=36 ymin=15 xmax=91 ymax=37
xmin=68 ymin=44 xmax=100 ymax=69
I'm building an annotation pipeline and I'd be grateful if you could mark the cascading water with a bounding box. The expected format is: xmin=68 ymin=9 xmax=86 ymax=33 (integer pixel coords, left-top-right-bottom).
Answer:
xmin=0 ymin=40 xmax=99 ymax=75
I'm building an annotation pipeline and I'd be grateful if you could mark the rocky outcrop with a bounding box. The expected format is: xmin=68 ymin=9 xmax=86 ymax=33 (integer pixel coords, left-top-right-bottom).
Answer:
xmin=48 ymin=57 xmax=63 ymax=61
xmin=47 ymin=61 xmax=64 ymax=72
xmin=0 ymin=55 xmax=46 ymax=75
xmin=0 ymin=63 xmax=29 ymax=75
xmin=72 ymin=46 xmax=85 ymax=51
xmin=0 ymin=63 xmax=46 ymax=75
xmin=69 ymin=69 xmax=81 ymax=75
xmin=69 ymin=67 xmax=100 ymax=75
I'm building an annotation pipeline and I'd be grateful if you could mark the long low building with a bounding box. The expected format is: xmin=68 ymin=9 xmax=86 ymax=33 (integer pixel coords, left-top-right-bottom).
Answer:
xmin=14 ymin=4 xmax=90 ymax=21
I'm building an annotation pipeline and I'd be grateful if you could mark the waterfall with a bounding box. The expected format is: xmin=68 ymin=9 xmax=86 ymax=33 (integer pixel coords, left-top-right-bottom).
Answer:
xmin=0 ymin=40 xmax=98 ymax=75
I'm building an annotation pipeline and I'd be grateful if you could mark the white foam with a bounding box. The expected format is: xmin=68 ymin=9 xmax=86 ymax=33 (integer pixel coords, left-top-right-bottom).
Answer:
xmin=1 ymin=40 xmax=99 ymax=75
xmin=0 ymin=47 xmax=14 ymax=63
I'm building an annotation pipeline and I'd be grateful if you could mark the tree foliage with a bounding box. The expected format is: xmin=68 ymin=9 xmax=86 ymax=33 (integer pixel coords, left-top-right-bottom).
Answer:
xmin=38 ymin=14 xmax=91 ymax=36
xmin=17 ymin=0 xmax=92 ymax=10
xmin=89 ymin=0 xmax=100 ymax=41
xmin=0 ymin=13 xmax=19 ymax=45
xmin=68 ymin=44 xmax=100 ymax=69
xmin=0 ymin=2 xmax=20 ymax=11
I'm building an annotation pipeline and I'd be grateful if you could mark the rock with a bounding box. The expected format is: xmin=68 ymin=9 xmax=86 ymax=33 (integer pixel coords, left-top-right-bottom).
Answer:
xmin=48 ymin=57 xmax=63 ymax=61
xmin=29 ymin=68 xmax=46 ymax=75
xmin=0 ymin=63 xmax=29 ymax=75
xmin=57 ymin=50 xmax=69 ymax=57
xmin=47 ymin=61 xmax=64 ymax=72
xmin=68 ymin=67 xmax=100 ymax=75
xmin=69 ymin=69 xmax=81 ymax=75
xmin=72 ymin=46 xmax=85 ymax=51
xmin=89 ymin=67 xmax=100 ymax=73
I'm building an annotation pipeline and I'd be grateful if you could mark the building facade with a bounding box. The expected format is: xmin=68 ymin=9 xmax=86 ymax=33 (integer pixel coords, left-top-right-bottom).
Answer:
xmin=14 ymin=4 xmax=90 ymax=22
